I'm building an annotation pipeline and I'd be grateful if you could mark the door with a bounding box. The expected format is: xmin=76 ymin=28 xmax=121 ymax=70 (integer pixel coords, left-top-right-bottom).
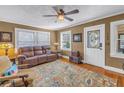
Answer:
xmin=84 ymin=24 xmax=105 ymax=68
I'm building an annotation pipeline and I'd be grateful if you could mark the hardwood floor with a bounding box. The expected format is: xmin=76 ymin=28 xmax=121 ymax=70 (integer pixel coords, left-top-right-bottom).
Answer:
xmin=60 ymin=58 xmax=124 ymax=87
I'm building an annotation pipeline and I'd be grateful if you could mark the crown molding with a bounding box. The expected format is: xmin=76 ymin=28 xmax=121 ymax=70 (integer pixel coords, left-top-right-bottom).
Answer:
xmin=54 ymin=11 xmax=124 ymax=31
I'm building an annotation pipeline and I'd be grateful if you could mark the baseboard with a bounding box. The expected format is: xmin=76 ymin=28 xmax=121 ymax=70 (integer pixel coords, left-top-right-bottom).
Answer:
xmin=104 ymin=66 xmax=124 ymax=74
xmin=82 ymin=60 xmax=87 ymax=63
xmin=62 ymin=57 xmax=124 ymax=74
xmin=81 ymin=60 xmax=85 ymax=63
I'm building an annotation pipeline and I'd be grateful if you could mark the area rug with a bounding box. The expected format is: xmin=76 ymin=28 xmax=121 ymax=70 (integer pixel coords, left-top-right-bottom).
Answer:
xmin=30 ymin=60 xmax=117 ymax=87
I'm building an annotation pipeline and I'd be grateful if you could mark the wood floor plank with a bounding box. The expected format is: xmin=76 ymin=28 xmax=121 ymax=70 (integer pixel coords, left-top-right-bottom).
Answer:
xmin=60 ymin=58 xmax=124 ymax=87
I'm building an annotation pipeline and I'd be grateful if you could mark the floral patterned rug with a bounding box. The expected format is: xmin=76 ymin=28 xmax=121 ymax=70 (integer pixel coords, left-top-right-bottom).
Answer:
xmin=31 ymin=60 xmax=117 ymax=87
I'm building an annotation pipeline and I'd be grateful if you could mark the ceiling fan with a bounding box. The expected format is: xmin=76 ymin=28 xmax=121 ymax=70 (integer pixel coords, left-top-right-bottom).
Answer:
xmin=42 ymin=6 xmax=79 ymax=22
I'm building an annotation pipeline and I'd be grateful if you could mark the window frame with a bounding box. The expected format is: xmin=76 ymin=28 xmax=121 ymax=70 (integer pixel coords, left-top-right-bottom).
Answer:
xmin=110 ymin=20 xmax=124 ymax=59
xmin=60 ymin=31 xmax=71 ymax=51
xmin=37 ymin=31 xmax=50 ymax=46
xmin=15 ymin=28 xmax=50 ymax=48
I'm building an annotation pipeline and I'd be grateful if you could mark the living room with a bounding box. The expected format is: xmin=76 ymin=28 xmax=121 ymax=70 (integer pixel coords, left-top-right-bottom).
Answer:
xmin=0 ymin=1 xmax=124 ymax=91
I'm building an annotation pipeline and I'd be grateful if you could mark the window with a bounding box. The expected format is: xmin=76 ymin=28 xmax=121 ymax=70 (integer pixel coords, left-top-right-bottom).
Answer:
xmin=118 ymin=34 xmax=124 ymax=53
xmin=16 ymin=31 xmax=35 ymax=47
xmin=15 ymin=28 xmax=50 ymax=48
xmin=60 ymin=31 xmax=71 ymax=51
xmin=110 ymin=20 xmax=124 ymax=58
xmin=37 ymin=32 xmax=50 ymax=46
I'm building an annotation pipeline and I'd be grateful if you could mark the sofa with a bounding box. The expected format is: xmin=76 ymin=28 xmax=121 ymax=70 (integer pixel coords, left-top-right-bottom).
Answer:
xmin=17 ymin=46 xmax=58 ymax=68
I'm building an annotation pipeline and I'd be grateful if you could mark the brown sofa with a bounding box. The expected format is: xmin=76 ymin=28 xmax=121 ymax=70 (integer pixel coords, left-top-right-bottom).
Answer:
xmin=17 ymin=46 xmax=58 ymax=68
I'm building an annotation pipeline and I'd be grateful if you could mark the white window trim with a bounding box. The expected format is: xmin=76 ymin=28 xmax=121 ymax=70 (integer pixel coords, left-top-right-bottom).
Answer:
xmin=110 ymin=20 xmax=124 ymax=59
xmin=15 ymin=28 xmax=35 ymax=48
xmin=60 ymin=31 xmax=71 ymax=51
xmin=15 ymin=28 xmax=50 ymax=48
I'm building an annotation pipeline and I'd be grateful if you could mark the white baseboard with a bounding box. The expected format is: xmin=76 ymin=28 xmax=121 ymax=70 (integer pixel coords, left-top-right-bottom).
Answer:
xmin=82 ymin=60 xmax=87 ymax=63
xmin=104 ymin=66 xmax=124 ymax=74
xmin=81 ymin=60 xmax=86 ymax=63
xmin=62 ymin=57 xmax=124 ymax=74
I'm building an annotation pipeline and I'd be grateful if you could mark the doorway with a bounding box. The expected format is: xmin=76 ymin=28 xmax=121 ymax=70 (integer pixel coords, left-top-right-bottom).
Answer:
xmin=84 ymin=24 xmax=105 ymax=68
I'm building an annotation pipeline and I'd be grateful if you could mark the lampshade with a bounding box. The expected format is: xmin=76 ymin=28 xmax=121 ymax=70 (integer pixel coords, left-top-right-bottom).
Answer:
xmin=0 ymin=43 xmax=13 ymax=49
xmin=0 ymin=43 xmax=14 ymax=56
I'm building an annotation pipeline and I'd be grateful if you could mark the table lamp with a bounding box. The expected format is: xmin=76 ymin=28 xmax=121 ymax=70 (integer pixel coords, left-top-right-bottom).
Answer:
xmin=0 ymin=43 xmax=13 ymax=56
xmin=53 ymin=43 xmax=59 ymax=51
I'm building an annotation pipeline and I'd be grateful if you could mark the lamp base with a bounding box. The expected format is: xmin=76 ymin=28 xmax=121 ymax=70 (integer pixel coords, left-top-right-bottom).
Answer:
xmin=5 ymin=49 xmax=8 ymax=56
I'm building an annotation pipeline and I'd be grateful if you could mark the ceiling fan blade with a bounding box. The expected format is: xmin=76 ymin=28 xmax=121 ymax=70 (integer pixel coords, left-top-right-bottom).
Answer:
xmin=42 ymin=15 xmax=57 ymax=17
xmin=64 ymin=16 xmax=74 ymax=21
xmin=64 ymin=9 xmax=79 ymax=15
xmin=52 ymin=6 xmax=59 ymax=13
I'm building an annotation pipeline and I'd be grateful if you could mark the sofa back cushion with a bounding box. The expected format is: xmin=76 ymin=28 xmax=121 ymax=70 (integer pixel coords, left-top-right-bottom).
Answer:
xmin=19 ymin=47 xmax=34 ymax=58
xmin=18 ymin=46 xmax=51 ymax=57
xmin=19 ymin=47 xmax=33 ymax=52
xmin=22 ymin=52 xmax=34 ymax=58
xmin=34 ymin=46 xmax=43 ymax=55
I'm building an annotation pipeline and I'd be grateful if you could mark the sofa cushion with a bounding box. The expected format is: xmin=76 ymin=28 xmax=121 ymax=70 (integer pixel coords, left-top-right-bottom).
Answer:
xmin=22 ymin=52 xmax=34 ymax=58
xmin=34 ymin=51 xmax=43 ymax=56
xmin=47 ymin=54 xmax=57 ymax=61
xmin=19 ymin=47 xmax=34 ymax=57
xmin=20 ymin=47 xmax=34 ymax=52
xmin=34 ymin=46 xmax=43 ymax=56
xmin=36 ymin=55 xmax=47 ymax=63
xmin=24 ymin=56 xmax=38 ymax=66
xmin=34 ymin=46 xmax=42 ymax=51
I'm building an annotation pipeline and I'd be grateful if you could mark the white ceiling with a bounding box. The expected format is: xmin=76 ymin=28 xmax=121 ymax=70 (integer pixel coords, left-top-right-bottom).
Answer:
xmin=0 ymin=5 xmax=124 ymax=31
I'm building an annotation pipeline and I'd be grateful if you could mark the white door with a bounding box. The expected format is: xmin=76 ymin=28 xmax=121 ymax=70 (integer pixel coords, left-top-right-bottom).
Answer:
xmin=84 ymin=24 xmax=105 ymax=68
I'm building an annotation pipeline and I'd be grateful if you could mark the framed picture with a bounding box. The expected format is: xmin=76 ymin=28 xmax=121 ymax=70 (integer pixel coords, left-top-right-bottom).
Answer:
xmin=73 ymin=33 xmax=82 ymax=42
xmin=87 ymin=30 xmax=100 ymax=48
xmin=0 ymin=32 xmax=12 ymax=42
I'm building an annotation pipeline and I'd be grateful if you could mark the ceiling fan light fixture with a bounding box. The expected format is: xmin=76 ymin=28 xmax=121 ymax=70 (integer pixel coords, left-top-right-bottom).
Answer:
xmin=43 ymin=7 xmax=79 ymax=22
xmin=58 ymin=15 xmax=64 ymax=21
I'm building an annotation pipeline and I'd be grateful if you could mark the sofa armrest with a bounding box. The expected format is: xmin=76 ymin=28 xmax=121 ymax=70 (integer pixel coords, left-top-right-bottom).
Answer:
xmin=46 ymin=50 xmax=57 ymax=54
xmin=17 ymin=55 xmax=27 ymax=65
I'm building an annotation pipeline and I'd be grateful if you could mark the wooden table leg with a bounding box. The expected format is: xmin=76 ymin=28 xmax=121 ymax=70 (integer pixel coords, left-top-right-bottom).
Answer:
xmin=21 ymin=76 xmax=28 ymax=87
xmin=12 ymin=80 xmax=16 ymax=87
xmin=19 ymin=75 xmax=29 ymax=87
